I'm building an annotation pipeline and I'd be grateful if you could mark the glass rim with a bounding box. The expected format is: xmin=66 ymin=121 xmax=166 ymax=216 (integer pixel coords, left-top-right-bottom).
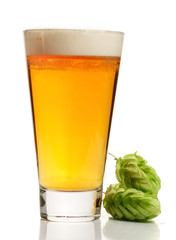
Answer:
xmin=23 ymin=28 xmax=124 ymax=36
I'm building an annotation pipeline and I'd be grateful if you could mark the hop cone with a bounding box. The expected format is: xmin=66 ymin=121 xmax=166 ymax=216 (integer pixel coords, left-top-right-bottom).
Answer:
xmin=103 ymin=184 xmax=161 ymax=221
xmin=114 ymin=152 xmax=161 ymax=195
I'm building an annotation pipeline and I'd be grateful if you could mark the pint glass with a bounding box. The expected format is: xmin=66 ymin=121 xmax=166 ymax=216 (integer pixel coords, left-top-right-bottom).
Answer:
xmin=24 ymin=29 xmax=124 ymax=221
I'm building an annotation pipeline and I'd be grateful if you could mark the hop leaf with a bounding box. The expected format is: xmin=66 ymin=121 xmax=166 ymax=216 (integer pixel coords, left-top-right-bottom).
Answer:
xmin=103 ymin=184 xmax=161 ymax=221
xmin=114 ymin=152 xmax=161 ymax=195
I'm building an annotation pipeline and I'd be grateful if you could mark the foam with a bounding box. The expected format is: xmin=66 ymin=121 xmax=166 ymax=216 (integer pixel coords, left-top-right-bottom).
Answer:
xmin=24 ymin=29 xmax=124 ymax=57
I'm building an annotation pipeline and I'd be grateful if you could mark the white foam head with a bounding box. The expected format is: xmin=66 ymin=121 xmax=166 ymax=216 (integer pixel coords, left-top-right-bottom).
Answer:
xmin=24 ymin=29 xmax=124 ymax=57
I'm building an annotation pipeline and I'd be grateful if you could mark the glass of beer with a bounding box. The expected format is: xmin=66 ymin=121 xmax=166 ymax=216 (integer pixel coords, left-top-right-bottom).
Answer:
xmin=24 ymin=29 xmax=124 ymax=221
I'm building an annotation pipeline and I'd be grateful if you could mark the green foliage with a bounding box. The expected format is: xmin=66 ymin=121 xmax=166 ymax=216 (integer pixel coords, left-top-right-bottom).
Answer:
xmin=115 ymin=152 xmax=161 ymax=195
xmin=103 ymin=152 xmax=161 ymax=221
xmin=103 ymin=184 xmax=161 ymax=221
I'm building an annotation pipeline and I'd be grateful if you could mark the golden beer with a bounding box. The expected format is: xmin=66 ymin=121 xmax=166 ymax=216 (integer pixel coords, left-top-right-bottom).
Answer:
xmin=24 ymin=29 xmax=124 ymax=221
xmin=27 ymin=55 xmax=120 ymax=191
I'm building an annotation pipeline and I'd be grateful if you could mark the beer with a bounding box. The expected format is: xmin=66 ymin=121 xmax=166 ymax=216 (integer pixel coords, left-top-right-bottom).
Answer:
xmin=27 ymin=55 xmax=120 ymax=191
xmin=24 ymin=29 xmax=124 ymax=220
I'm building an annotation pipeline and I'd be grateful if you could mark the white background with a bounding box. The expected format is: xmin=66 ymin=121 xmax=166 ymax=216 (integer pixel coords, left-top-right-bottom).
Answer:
xmin=0 ymin=0 xmax=176 ymax=239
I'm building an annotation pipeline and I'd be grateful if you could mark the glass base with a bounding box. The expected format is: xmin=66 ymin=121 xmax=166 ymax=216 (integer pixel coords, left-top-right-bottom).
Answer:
xmin=40 ymin=186 xmax=102 ymax=222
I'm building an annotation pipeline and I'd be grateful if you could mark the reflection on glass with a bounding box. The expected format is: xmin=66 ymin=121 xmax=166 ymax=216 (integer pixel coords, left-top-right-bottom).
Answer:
xmin=39 ymin=219 xmax=102 ymax=240
xmin=103 ymin=219 xmax=160 ymax=240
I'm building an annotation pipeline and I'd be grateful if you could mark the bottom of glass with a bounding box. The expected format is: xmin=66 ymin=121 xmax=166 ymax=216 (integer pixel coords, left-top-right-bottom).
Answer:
xmin=40 ymin=186 xmax=102 ymax=222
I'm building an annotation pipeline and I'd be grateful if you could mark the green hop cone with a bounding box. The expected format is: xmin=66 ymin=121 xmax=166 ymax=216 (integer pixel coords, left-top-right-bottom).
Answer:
xmin=113 ymin=152 xmax=161 ymax=195
xmin=103 ymin=184 xmax=161 ymax=221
